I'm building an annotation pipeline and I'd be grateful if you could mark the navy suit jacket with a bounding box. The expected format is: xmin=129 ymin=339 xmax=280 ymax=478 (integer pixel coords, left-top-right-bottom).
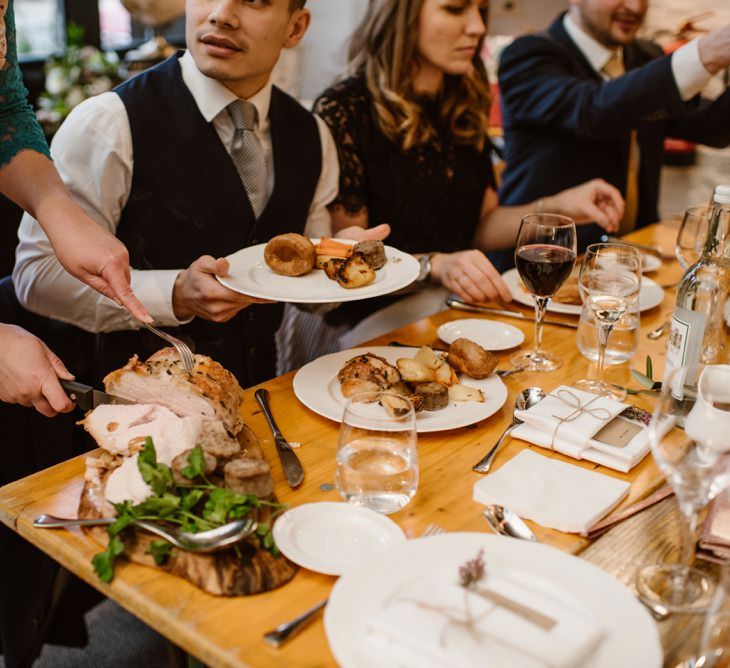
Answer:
xmin=498 ymin=13 xmax=730 ymax=240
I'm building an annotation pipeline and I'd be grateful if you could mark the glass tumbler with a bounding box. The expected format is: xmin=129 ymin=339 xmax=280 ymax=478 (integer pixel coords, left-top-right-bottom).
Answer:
xmin=335 ymin=391 xmax=418 ymax=515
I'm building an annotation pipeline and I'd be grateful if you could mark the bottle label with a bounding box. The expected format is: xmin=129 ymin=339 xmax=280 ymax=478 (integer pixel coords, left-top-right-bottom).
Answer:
xmin=663 ymin=306 xmax=708 ymax=395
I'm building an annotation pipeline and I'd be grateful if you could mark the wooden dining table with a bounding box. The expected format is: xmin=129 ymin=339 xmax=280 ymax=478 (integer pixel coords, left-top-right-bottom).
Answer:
xmin=0 ymin=221 xmax=711 ymax=667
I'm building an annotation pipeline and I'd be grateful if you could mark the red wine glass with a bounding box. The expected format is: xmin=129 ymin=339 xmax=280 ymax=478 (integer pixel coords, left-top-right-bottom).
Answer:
xmin=510 ymin=213 xmax=577 ymax=372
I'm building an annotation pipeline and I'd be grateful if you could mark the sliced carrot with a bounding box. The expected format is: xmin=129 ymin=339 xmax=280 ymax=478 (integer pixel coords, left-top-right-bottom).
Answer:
xmin=315 ymin=246 xmax=351 ymax=258
xmin=316 ymin=237 xmax=353 ymax=252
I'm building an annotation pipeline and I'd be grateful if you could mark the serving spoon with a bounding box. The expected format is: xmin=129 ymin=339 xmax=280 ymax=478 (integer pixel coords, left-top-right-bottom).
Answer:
xmin=472 ymin=387 xmax=545 ymax=473
xmin=33 ymin=514 xmax=257 ymax=553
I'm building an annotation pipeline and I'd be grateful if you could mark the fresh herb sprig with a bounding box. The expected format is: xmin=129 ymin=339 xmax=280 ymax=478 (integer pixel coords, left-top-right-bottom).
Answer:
xmin=92 ymin=437 xmax=285 ymax=583
xmin=627 ymin=355 xmax=662 ymax=395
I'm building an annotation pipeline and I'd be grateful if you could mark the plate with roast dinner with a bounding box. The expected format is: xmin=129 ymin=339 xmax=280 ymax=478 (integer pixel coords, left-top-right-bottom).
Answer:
xmin=217 ymin=234 xmax=421 ymax=303
xmin=293 ymin=340 xmax=508 ymax=433
xmin=58 ymin=348 xmax=296 ymax=596
xmin=502 ymin=267 xmax=664 ymax=316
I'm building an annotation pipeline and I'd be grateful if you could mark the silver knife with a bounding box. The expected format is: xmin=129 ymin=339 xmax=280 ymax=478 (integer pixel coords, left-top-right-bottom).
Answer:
xmin=254 ymin=388 xmax=304 ymax=489
xmin=60 ymin=380 xmax=133 ymax=411
xmin=600 ymin=235 xmax=674 ymax=261
xmin=446 ymin=297 xmax=579 ymax=329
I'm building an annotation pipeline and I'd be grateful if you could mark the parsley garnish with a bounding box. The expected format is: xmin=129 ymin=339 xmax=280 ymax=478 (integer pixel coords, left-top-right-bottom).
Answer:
xmin=92 ymin=439 xmax=284 ymax=583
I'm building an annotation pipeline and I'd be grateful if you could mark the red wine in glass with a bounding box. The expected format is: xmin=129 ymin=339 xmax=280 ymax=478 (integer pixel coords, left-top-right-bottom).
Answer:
xmin=516 ymin=244 xmax=576 ymax=297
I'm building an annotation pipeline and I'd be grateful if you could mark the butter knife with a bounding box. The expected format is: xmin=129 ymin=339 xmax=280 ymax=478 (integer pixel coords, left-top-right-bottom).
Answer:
xmin=600 ymin=235 xmax=674 ymax=261
xmin=446 ymin=297 xmax=579 ymax=329
xmin=254 ymin=388 xmax=304 ymax=489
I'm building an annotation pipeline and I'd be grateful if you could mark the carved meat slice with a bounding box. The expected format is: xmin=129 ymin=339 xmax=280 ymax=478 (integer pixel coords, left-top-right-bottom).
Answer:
xmin=104 ymin=348 xmax=245 ymax=435
xmin=337 ymin=353 xmax=400 ymax=388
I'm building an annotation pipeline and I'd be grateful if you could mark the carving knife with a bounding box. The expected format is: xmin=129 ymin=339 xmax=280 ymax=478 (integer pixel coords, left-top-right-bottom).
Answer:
xmin=255 ymin=388 xmax=304 ymax=489
xmin=446 ymin=297 xmax=579 ymax=329
xmin=60 ymin=380 xmax=133 ymax=410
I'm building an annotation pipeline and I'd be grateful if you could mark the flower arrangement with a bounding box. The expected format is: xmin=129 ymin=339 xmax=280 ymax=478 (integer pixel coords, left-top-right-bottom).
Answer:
xmin=36 ymin=24 xmax=123 ymax=137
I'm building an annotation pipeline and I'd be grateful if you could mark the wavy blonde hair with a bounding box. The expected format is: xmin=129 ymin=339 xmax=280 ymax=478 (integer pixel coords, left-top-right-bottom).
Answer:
xmin=348 ymin=0 xmax=492 ymax=152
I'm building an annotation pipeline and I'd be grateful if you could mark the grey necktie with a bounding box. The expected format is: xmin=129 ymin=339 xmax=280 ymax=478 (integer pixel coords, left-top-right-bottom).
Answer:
xmin=227 ymin=99 xmax=268 ymax=218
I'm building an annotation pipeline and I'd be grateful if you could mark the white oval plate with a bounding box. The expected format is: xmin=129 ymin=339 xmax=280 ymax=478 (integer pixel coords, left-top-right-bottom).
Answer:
xmin=217 ymin=238 xmax=420 ymax=304
xmin=641 ymin=253 xmax=662 ymax=273
xmin=502 ymin=268 xmax=664 ymax=316
xmin=325 ymin=533 xmax=661 ymax=668
xmin=292 ymin=346 xmax=508 ymax=433
xmin=272 ymin=502 xmax=406 ymax=576
xmin=437 ymin=318 xmax=525 ymax=351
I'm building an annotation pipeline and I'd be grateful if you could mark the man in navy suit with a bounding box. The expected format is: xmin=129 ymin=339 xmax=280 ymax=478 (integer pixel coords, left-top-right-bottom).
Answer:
xmin=497 ymin=0 xmax=730 ymax=252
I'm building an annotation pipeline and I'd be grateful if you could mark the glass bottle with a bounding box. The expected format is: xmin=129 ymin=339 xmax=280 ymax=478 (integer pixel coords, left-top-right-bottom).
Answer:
xmin=663 ymin=185 xmax=730 ymax=381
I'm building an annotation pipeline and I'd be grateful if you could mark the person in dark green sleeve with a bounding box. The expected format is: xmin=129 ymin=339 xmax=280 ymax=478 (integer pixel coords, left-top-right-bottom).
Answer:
xmin=0 ymin=0 xmax=150 ymax=416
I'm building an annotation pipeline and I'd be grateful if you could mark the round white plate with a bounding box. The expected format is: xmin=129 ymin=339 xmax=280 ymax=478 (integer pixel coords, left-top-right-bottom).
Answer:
xmin=502 ymin=268 xmax=664 ymax=315
xmin=292 ymin=346 xmax=508 ymax=433
xmin=325 ymin=533 xmax=661 ymax=668
xmin=272 ymin=502 xmax=406 ymax=576
xmin=217 ymin=238 xmax=420 ymax=303
xmin=437 ymin=318 xmax=525 ymax=351
xmin=641 ymin=253 xmax=662 ymax=273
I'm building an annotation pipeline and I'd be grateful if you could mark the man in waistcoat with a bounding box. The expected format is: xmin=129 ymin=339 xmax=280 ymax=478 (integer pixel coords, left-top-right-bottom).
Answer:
xmin=493 ymin=0 xmax=730 ymax=266
xmin=14 ymin=0 xmax=383 ymax=388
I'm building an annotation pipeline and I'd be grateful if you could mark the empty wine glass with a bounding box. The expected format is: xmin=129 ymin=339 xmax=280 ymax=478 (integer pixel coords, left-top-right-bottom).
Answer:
xmin=574 ymin=243 xmax=641 ymax=400
xmin=336 ymin=391 xmax=418 ymax=515
xmin=510 ymin=213 xmax=577 ymax=372
xmin=636 ymin=364 xmax=730 ymax=614
xmin=676 ymin=206 xmax=710 ymax=272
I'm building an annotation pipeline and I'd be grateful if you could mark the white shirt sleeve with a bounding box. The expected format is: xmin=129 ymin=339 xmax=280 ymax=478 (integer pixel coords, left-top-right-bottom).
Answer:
xmin=671 ymin=38 xmax=713 ymax=102
xmin=13 ymin=93 xmax=186 ymax=332
xmin=303 ymin=115 xmax=339 ymax=238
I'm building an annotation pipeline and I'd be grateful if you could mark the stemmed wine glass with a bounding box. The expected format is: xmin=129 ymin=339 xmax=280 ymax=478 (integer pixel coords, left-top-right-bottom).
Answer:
xmin=676 ymin=205 xmax=710 ymax=272
xmin=574 ymin=243 xmax=641 ymax=401
xmin=510 ymin=213 xmax=577 ymax=372
xmin=636 ymin=364 xmax=730 ymax=614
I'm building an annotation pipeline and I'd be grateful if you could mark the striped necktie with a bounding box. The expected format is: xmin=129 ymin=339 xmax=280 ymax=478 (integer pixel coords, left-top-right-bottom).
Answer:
xmin=227 ymin=99 xmax=268 ymax=218
xmin=602 ymin=50 xmax=639 ymax=234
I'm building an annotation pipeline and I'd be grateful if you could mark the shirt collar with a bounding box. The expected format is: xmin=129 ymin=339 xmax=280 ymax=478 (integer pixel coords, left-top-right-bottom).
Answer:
xmin=563 ymin=13 xmax=617 ymax=74
xmin=179 ymin=50 xmax=272 ymax=127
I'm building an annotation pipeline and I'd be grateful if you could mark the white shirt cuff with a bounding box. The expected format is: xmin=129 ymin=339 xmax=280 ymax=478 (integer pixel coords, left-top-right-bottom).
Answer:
xmin=671 ymin=38 xmax=713 ymax=101
xmin=130 ymin=269 xmax=193 ymax=326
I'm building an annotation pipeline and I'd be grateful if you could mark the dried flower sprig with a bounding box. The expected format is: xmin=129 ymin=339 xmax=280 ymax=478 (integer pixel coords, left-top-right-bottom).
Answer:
xmin=458 ymin=549 xmax=486 ymax=589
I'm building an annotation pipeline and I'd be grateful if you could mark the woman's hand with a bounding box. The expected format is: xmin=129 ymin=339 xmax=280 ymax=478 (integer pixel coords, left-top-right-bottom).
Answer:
xmin=0 ymin=324 xmax=75 ymax=417
xmin=545 ymin=179 xmax=624 ymax=232
xmin=430 ymin=250 xmax=512 ymax=303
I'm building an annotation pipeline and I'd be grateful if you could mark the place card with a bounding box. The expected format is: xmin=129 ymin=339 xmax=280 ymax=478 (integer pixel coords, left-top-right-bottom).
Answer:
xmin=593 ymin=416 xmax=644 ymax=449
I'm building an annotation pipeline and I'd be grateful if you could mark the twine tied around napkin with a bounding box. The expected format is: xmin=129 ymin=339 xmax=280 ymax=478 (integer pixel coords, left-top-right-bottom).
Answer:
xmin=548 ymin=389 xmax=611 ymax=450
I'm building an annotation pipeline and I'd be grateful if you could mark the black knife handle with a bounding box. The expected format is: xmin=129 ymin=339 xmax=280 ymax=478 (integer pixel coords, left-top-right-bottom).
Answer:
xmin=60 ymin=379 xmax=94 ymax=410
xmin=254 ymin=389 xmax=284 ymax=441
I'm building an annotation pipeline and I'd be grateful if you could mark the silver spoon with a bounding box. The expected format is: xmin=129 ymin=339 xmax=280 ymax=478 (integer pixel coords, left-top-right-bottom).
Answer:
xmin=483 ymin=504 xmax=537 ymax=541
xmin=472 ymin=387 xmax=545 ymax=473
xmin=33 ymin=514 xmax=257 ymax=553
xmin=646 ymin=320 xmax=670 ymax=340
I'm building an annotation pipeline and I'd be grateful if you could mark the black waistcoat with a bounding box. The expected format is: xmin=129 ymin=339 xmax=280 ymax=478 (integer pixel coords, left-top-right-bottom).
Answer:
xmin=96 ymin=53 xmax=321 ymax=388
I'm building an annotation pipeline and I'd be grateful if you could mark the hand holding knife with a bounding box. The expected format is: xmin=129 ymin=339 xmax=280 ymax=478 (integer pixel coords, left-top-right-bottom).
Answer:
xmin=60 ymin=380 xmax=133 ymax=410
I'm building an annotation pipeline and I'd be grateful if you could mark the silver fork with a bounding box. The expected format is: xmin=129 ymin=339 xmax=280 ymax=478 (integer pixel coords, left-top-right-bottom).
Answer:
xmin=263 ymin=522 xmax=447 ymax=647
xmin=142 ymin=323 xmax=195 ymax=374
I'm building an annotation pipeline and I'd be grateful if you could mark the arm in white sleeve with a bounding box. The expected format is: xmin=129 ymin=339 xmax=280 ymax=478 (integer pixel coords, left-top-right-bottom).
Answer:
xmin=672 ymin=38 xmax=713 ymax=101
xmin=303 ymin=115 xmax=339 ymax=238
xmin=13 ymin=93 xmax=186 ymax=331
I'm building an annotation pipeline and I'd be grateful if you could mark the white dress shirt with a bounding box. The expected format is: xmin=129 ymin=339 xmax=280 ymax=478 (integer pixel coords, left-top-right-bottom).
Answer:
xmin=14 ymin=50 xmax=339 ymax=333
xmin=563 ymin=13 xmax=713 ymax=100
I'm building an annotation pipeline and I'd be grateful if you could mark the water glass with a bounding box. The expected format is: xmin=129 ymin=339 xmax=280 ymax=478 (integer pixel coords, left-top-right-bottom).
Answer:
xmin=576 ymin=301 xmax=639 ymax=365
xmin=335 ymin=391 xmax=418 ymax=515
xmin=636 ymin=364 xmax=730 ymax=613
xmin=676 ymin=205 xmax=710 ymax=272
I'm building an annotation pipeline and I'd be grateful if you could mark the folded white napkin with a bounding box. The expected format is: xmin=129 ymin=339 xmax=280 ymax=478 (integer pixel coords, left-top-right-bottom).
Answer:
xmin=473 ymin=449 xmax=630 ymax=533
xmin=365 ymin=569 xmax=604 ymax=668
xmin=511 ymin=386 xmax=649 ymax=472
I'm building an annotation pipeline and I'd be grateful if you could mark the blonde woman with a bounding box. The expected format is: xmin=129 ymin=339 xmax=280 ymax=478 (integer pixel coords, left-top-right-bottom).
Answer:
xmin=310 ymin=0 xmax=623 ymax=348
xmin=0 ymin=0 xmax=149 ymax=415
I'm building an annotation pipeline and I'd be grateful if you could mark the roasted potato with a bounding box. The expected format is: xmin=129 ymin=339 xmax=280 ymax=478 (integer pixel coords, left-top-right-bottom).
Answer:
xmin=415 ymin=345 xmax=444 ymax=370
xmin=396 ymin=358 xmax=435 ymax=383
xmin=323 ymin=258 xmax=345 ymax=280
xmin=380 ymin=393 xmax=414 ymax=418
xmin=434 ymin=359 xmax=455 ymax=386
xmin=446 ymin=338 xmax=497 ymax=379
xmin=448 ymin=383 xmax=484 ymax=402
xmin=336 ymin=252 xmax=377 ymax=289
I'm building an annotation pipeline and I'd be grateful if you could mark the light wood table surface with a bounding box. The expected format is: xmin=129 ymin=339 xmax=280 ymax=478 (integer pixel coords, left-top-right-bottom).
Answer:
xmin=0 ymin=222 xmax=707 ymax=667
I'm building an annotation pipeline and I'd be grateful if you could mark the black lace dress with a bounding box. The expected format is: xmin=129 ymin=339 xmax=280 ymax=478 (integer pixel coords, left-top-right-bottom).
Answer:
xmin=314 ymin=74 xmax=496 ymax=326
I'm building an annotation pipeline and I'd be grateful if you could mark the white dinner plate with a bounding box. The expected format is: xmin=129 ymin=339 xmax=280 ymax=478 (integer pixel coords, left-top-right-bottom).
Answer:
xmin=437 ymin=318 xmax=525 ymax=351
xmin=641 ymin=253 xmax=662 ymax=273
xmin=502 ymin=268 xmax=664 ymax=315
xmin=292 ymin=346 xmax=508 ymax=433
xmin=272 ymin=502 xmax=406 ymax=576
xmin=217 ymin=238 xmax=420 ymax=303
xmin=325 ymin=533 xmax=661 ymax=668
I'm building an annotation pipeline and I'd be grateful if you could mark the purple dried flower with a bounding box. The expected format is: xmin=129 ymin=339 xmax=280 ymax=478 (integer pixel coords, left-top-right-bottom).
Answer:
xmin=458 ymin=549 xmax=486 ymax=589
